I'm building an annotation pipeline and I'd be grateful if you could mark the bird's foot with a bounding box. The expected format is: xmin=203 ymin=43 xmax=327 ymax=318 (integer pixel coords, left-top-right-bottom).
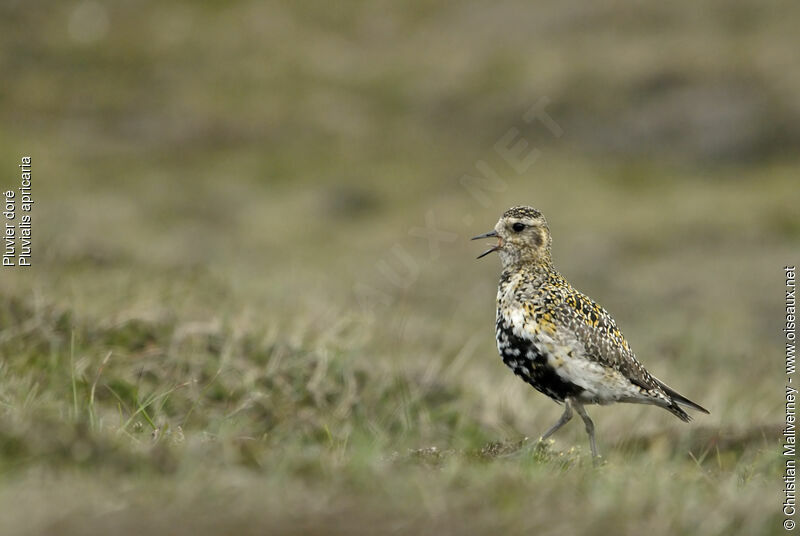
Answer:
xmin=532 ymin=437 xmax=554 ymax=458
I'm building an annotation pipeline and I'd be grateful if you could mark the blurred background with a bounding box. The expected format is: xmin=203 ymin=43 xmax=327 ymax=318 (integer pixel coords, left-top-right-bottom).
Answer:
xmin=0 ymin=1 xmax=798 ymax=534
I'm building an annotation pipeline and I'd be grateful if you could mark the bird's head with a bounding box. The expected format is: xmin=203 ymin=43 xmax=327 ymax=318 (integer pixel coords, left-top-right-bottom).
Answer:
xmin=472 ymin=206 xmax=552 ymax=268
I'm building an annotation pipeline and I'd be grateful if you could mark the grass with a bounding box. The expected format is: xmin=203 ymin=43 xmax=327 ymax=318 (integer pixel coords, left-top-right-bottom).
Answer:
xmin=1 ymin=0 xmax=798 ymax=534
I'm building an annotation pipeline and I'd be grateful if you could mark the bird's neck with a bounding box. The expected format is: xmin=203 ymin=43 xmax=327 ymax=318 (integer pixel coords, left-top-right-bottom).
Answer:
xmin=500 ymin=251 xmax=554 ymax=274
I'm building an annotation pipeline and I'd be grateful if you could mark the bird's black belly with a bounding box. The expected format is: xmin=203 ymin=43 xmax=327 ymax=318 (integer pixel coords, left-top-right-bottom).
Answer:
xmin=496 ymin=321 xmax=584 ymax=402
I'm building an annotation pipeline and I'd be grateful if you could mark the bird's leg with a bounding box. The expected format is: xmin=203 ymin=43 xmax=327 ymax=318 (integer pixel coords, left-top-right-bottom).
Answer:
xmin=540 ymin=399 xmax=573 ymax=441
xmin=573 ymin=401 xmax=601 ymax=462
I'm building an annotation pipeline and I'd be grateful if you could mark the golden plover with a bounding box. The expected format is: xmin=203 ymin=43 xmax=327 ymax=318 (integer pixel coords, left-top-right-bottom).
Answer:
xmin=473 ymin=206 xmax=708 ymax=459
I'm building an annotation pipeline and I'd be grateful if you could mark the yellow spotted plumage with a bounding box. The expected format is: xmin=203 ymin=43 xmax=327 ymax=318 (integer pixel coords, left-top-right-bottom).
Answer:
xmin=473 ymin=206 xmax=709 ymax=459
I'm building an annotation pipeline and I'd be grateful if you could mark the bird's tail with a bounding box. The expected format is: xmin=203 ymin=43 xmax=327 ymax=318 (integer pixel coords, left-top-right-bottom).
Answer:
xmin=654 ymin=378 xmax=710 ymax=422
xmin=666 ymin=402 xmax=692 ymax=422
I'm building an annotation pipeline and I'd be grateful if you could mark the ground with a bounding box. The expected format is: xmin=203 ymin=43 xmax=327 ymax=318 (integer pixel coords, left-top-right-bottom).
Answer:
xmin=0 ymin=1 xmax=797 ymax=534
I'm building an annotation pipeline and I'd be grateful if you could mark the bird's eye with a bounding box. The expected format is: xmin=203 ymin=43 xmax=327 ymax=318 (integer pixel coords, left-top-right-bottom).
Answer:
xmin=512 ymin=223 xmax=526 ymax=232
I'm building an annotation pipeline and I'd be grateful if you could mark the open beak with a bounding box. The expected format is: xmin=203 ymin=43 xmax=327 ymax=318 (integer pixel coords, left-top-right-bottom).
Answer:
xmin=471 ymin=230 xmax=502 ymax=259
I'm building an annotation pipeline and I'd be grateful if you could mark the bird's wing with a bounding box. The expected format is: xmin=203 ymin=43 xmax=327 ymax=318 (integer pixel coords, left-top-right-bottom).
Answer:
xmin=549 ymin=288 xmax=663 ymax=395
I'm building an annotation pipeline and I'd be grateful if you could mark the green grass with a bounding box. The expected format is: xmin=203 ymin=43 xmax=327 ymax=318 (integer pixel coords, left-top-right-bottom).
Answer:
xmin=1 ymin=0 xmax=798 ymax=534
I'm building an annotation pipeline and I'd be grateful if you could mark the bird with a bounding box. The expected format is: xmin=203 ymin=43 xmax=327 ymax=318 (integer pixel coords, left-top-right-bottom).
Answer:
xmin=472 ymin=206 xmax=709 ymax=460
